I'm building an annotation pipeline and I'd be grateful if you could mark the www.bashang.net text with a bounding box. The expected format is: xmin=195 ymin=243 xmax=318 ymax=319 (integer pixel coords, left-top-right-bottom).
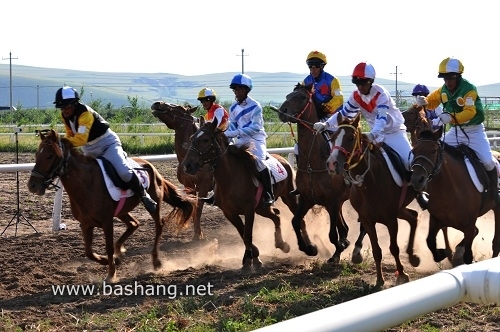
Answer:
xmin=51 ymin=281 xmax=214 ymax=299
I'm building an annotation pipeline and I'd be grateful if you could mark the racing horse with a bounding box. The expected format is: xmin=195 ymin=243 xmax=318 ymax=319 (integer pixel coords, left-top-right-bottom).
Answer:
xmin=151 ymin=101 xmax=212 ymax=240
xmin=181 ymin=117 xmax=306 ymax=272
xmin=402 ymin=104 xmax=452 ymax=260
xmin=410 ymin=124 xmax=500 ymax=266
xmin=275 ymin=83 xmax=353 ymax=264
xmin=327 ymin=113 xmax=421 ymax=286
xmin=27 ymin=129 xmax=196 ymax=283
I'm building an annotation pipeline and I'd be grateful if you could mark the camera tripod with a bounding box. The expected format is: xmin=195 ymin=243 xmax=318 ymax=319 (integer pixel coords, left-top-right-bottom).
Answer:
xmin=1 ymin=129 xmax=38 ymax=236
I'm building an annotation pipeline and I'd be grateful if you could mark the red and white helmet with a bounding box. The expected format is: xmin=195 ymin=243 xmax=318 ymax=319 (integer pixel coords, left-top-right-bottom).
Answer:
xmin=352 ymin=62 xmax=376 ymax=80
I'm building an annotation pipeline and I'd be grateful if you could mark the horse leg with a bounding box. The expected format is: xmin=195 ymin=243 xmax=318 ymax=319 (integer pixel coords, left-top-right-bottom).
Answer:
xmin=453 ymin=225 xmax=478 ymax=266
xmin=337 ymin=204 xmax=350 ymax=249
xmin=397 ymin=207 xmax=420 ymax=267
xmin=326 ymin=205 xmax=348 ymax=264
xmin=427 ymin=216 xmax=448 ymax=262
xmin=115 ymin=213 xmax=140 ymax=263
xmin=290 ymin=197 xmax=318 ymax=256
xmin=224 ymin=213 xmax=260 ymax=272
xmin=192 ymin=201 xmax=204 ymax=241
xmin=242 ymin=211 xmax=262 ymax=271
xmin=81 ymin=224 xmax=109 ymax=265
xmin=493 ymin=205 xmax=500 ymax=257
xmin=151 ymin=215 xmax=165 ymax=270
xmin=352 ymin=222 xmax=366 ymax=264
xmin=441 ymin=227 xmax=454 ymax=261
xmin=101 ymin=222 xmax=118 ymax=283
xmin=387 ymin=218 xmax=410 ymax=285
xmin=257 ymin=207 xmax=290 ymax=253
xmin=362 ymin=219 xmax=385 ymax=287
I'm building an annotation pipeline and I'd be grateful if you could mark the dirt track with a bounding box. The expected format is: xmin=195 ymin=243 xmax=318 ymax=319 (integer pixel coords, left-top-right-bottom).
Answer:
xmin=0 ymin=152 xmax=499 ymax=330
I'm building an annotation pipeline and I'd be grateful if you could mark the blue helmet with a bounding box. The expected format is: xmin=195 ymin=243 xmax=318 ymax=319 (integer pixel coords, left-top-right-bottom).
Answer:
xmin=412 ymin=84 xmax=430 ymax=96
xmin=230 ymin=74 xmax=253 ymax=91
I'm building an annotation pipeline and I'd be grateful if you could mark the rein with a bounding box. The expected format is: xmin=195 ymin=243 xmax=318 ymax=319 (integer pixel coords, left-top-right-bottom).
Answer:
xmin=187 ymin=128 xmax=225 ymax=171
xmin=30 ymin=138 xmax=68 ymax=190
xmin=410 ymin=137 xmax=444 ymax=182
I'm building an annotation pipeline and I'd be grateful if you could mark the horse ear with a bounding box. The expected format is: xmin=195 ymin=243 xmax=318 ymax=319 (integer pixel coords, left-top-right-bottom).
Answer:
xmin=187 ymin=105 xmax=197 ymax=114
xmin=353 ymin=113 xmax=361 ymax=127
xmin=436 ymin=125 xmax=444 ymax=139
xmin=199 ymin=116 xmax=205 ymax=126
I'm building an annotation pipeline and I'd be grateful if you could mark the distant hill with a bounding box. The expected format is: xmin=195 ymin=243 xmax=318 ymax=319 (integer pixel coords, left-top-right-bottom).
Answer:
xmin=1 ymin=64 xmax=499 ymax=109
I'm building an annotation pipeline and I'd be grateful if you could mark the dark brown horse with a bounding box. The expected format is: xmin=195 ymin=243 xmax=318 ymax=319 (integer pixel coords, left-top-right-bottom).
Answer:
xmin=402 ymin=104 xmax=452 ymax=260
xmin=410 ymin=125 xmax=500 ymax=265
xmin=276 ymin=83 xmax=353 ymax=264
xmin=327 ymin=113 xmax=420 ymax=286
xmin=181 ymin=117 xmax=306 ymax=271
xmin=27 ymin=129 xmax=196 ymax=282
xmin=151 ymin=101 xmax=212 ymax=240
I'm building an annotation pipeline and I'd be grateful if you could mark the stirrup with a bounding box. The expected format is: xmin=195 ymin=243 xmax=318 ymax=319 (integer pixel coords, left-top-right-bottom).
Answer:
xmin=200 ymin=190 xmax=215 ymax=205
xmin=262 ymin=194 xmax=275 ymax=207
xmin=416 ymin=192 xmax=429 ymax=210
xmin=289 ymin=188 xmax=300 ymax=196
xmin=141 ymin=196 xmax=157 ymax=213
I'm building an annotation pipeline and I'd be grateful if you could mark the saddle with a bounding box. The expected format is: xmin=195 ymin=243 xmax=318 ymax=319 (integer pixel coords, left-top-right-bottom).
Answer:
xmin=381 ymin=143 xmax=412 ymax=184
xmin=98 ymin=157 xmax=129 ymax=189
xmin=444 ymin=143 xmax=490 ymax=191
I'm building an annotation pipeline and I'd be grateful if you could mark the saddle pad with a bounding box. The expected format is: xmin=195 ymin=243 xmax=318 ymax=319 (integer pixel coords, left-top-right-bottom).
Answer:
xmin=380 ymin=147 xmax=403 ymax=187
xmin=265 ymin=154 xmax=288 ymax=184
xmin=464 ymin=156 xmax=484 ymax=193
xmin=97 ymin=158 xmax=150 ymax=201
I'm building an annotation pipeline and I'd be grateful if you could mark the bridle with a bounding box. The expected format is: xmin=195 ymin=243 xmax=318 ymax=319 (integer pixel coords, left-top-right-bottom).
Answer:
xmin=30 ymin=136 xmax=68 ymax=190
xmin=410 ymin=136 xmax=444 ymax=182
xmin=156 ymin=104 xmax=198 ymax=128
xmin=187 ymin=126 xmax=225 ymax=171
xmin=331 ymin=122 xmax=371 ymax=186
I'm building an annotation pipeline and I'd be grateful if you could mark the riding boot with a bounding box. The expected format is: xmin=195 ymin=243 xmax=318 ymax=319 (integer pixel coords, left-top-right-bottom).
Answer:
xmin=127 ymin=173 xmax=157 ymax=213
xmin=289 ymin=154 xmax=300 ymax=196
xmin=259 ymin=168 xmax=275 ymax=206
xmin=486 ymin=168 xmax=500 ymax=204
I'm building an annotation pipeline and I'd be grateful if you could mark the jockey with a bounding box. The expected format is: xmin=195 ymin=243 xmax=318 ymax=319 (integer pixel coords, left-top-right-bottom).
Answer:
xmin=412 ymin=84 xmax=442 ymax=130
xmin=415 ymin=57 xmax=500 ymax=201
xmin=197 ymin=87 xmax=229 ymax=131
xmin=313 ymin=62 xmax=413 ymax=170
xmin=54 ymin=86 xmax=157 ymax=213
xmin=226 ymin=74 xmax=275 ymax=206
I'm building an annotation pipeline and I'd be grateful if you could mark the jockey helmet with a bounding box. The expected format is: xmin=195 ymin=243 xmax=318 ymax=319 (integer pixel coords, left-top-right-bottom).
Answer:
xmin=412 ymin=84 xmax=430 ymax=96
xmin=438 ymin=57 xmax=464 ymax=78
xmin=352 ymin=62 xmax=376 ymax=84
xmin=230 ymin=74 xmax=253 ymax=92
xmin=306 ymin=51 xmax=327 ymax=66
xmin=54 ymin=86 xmax=80 ymax=108
xmin=197 ymin=87 xmax=217 ymax=101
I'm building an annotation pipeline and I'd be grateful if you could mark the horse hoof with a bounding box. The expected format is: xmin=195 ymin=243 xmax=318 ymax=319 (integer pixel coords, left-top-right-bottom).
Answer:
xmin=153 ymin=258 xmax=162 ymax=270
xmin=351 ymin=254 xmax=363 ymax=264
xmin=396 ymin=272 xmax=410 ymax=285
xmin=241 ymin=265 xmax=253 ymax=274
xmin=279 ymin=243 xmax=291 ymax=253
xmin=327 ymin=255 xmax=340 ymax=264
xmin=409 ymin=255 xmax=420 ymax=267
xmin=300 ymin=244 xmax=318 ymax=256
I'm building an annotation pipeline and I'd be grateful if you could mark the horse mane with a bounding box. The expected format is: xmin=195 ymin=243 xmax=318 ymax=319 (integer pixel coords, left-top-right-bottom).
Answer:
xmin=59 ymin=136 xmax=96 ymax=163
xmin=215 ymin=130 xmax=259 ymax=178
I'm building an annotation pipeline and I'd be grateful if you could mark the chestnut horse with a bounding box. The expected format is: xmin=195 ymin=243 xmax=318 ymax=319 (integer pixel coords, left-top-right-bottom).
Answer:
xmin=151 ymin=101 xmax=212 ymax=240
xmin=182 ymin=117 xmax=307 ymax=272
xmin=327 ymin=113 xmax=420 ymax=286
xmin=276 ymin=84 xmax=354 ymax=264
xmin=27 ymin=129 xmax=196 ymax=282
xmin=410 ymin=124 xmax=500 ymax=265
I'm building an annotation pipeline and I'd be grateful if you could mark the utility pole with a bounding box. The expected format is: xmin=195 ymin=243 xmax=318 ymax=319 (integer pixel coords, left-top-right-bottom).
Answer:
xmin=390 ymin=65 xmax=402 ymax=107
xmin=2 ymin=52 xmax=18 ymax=117
xmin=237 ymin=48 xmax=249 ymax=74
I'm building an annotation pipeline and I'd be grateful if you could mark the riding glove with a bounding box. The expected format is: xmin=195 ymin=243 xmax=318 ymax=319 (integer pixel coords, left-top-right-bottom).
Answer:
xmin=416 ymin=96 xmax=428 ymax=107
xmin=313 ymin=122 xmax=328 ymax=132
xmin=366 ymin=132 xmax=376 ymax=142
xmin=438 ymin=113 xmax=452 ymax=124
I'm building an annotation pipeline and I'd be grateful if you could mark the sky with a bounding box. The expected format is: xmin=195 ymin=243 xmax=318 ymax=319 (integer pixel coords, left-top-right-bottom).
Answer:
xmin=2 ymin=0 xmax=499 ymax=89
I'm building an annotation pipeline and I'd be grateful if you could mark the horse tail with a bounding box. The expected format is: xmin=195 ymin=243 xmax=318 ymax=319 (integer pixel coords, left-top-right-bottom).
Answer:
xmin=161 ymin=178 xmax=197 ymax=230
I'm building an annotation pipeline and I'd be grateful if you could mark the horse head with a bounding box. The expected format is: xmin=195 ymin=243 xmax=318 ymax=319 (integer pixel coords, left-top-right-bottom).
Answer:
xmin=182 ymin=117 xmax=226 ymax=175
xmin=402 ymin=104 xmax=432 ymax=146
xmin=410 ymin=126 xmax=445 ymax=192
xmin=27 ymin=129 xmax=67 ymax=195
xmin=327 ymin=113 xmax=364 ymax=176
xmin=278 ymin=83 xmax=315 ymax=124
xmin=151 ymin=101 xmax=198 ymax=130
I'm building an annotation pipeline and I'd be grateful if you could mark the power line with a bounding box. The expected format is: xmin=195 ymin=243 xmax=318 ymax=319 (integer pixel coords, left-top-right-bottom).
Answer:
xmin=236 ymin=48 xmax=249 ymax=74
xmin=1 ymin=52 xmax=18 ymax=114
